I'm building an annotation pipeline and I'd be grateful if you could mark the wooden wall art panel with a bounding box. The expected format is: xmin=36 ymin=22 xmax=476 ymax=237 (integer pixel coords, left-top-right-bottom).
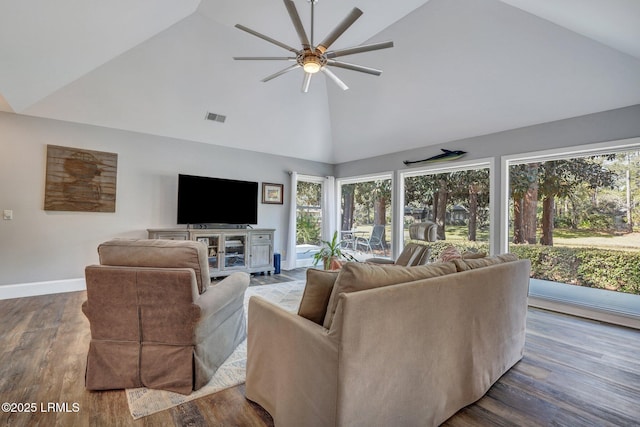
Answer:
xmin=44 ymin=145 xmax=118 ymax=212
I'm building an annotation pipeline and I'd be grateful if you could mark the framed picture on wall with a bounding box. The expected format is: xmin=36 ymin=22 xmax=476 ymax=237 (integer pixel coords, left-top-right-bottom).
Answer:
xmin=262 ymin=183 xmax=284 ymax=204
xmin=44 ymin=144 xmax=118 ymax=212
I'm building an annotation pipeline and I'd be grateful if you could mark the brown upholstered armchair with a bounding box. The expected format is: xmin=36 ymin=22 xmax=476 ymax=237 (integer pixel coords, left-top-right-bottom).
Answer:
xmin=82 ymin=239 xmax=248 ymax=395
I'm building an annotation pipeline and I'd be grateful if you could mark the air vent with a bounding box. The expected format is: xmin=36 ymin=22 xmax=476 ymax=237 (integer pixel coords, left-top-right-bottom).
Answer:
xmin=205 ymin=112 xmax=226 ymax=123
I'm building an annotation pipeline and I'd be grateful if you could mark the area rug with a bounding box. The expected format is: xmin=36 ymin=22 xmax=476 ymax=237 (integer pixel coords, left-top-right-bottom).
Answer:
xmin=125 ymin=279 xmax=306 ymax=419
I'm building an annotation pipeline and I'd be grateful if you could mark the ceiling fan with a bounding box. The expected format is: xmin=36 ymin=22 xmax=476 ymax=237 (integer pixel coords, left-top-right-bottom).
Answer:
xmin=233 ymin=0 xmax=394 ymax=92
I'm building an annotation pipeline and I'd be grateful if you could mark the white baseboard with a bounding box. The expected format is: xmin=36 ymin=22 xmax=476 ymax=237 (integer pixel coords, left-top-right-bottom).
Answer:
xmin=0 ymin=278 xmax=86 ymax=300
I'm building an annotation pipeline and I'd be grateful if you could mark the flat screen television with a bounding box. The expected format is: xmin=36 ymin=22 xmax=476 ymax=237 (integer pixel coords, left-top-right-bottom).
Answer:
xmin=177 ymin=174 xmax=258 ymax=225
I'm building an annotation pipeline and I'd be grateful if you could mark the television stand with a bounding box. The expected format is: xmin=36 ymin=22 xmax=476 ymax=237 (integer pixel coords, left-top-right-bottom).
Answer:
xmin=147 ymin=228 xmax=275 ymax=278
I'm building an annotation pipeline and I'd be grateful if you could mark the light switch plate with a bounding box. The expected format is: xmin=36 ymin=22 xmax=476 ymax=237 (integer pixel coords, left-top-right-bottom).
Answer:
xmin=3 ymin=210 xmax=13 ymax=220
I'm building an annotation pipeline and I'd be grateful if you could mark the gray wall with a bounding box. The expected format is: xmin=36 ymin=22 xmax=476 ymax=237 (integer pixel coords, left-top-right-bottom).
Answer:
xmin=334 ymin=104 xmax=640 ymax=178
xmin=0 ymin=112 xmax=332 ymax=286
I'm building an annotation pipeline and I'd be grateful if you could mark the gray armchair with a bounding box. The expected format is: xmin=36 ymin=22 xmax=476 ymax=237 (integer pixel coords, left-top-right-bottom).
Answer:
xmin=409 ymin=221 xmax=438 ymax=242
xmin=366 ymin=242 xmax=430 ymax=266
xmin=367 ymin=221 xmax=437 ymax=266
xmin=82 ymin=239 xmax=248 ymax=395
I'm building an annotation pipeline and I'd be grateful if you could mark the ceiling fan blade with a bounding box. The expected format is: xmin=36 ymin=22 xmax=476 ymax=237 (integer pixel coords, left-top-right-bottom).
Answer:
xmin=302 ymin=72 xmax=312 ymax=93
xmin=233 ymin=57 xmax=296 ymax=60
xmin=317 ymin=8 xmax=363 ymax=53
xmin=261 ymin=64 xmax=301 ymax=82
xmin=284 ymin=0 xmax=310 ymax=49
xmin=321 ymin=67 xmax=348 ymax=91
xmin=326 ymin=41 xmax=394 ymax=59
xmin=327 ymin=60 xmax=382 ymax=76
xmin=235 ymin=24 xmax=299 ymax=53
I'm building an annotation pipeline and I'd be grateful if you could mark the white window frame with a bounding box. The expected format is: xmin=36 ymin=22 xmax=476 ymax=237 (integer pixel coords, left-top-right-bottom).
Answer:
xmin=296 ymin=173 xmax=325 ymax=237
xmin=500 ymin=137 xmax=640 ymax=253
xmin=336 ymin=172 xmax=395 ymax=256
xmin=399 ymin=157 xmax=496 ymax=254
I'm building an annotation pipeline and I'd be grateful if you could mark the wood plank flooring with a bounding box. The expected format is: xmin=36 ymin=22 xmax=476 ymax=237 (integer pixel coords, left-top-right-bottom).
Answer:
xmin=1 ymin=269 xmax=639 ymax=426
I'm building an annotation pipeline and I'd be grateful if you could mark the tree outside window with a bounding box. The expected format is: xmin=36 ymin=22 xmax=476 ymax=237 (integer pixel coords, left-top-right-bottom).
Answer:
xmin=404 ymin=167 xmax=491 ymax=258
xmin=508 ymin=151 xmax=640 ymax=295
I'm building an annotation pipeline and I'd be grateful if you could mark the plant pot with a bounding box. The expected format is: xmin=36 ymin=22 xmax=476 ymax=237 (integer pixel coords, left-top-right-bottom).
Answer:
xmin=327 ymin=257 xmax=343 ymax=270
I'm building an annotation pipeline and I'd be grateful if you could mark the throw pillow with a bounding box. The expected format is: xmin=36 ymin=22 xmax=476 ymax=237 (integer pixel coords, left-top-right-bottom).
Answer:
xmin=438 ymin=245 xmax=462 ymax=262
xmin=453 ymin=253 xmax=519 ymax=272
xmin=322 ymin=261 xmax=457 ymax=329
xmin=462 ymin=251 xmax=487 ymax=259
xmin=298 ymin=269 xmax=340 ymax=325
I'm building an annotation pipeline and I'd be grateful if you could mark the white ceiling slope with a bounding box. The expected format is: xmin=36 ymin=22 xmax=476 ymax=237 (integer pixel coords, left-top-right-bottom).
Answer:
xmin=328 ymin=0 xmax=640 ymax=162
xmin=1 ymin=0 xmax=639 ymax=164
xmin=501 ymin=0 xmax=640 ymax=59
xmin=0 ymin=0 xmax=200 ymax=113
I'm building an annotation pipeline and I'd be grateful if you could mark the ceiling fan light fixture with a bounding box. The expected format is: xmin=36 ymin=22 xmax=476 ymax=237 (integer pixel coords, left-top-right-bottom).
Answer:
xmin=302 ymin=56 xmax=322 ymax=74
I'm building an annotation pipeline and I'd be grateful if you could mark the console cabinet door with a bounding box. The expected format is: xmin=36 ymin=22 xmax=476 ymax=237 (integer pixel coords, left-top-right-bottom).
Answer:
xmin=249 ymin=232 xmax=273 ymax=268
xmin=193 ymin=234 xmax=222 ymax=273
xmin=222 ymin=233 xmax=247 ymax=271
xmin=250 ymin=244 xmax=272 ymax=268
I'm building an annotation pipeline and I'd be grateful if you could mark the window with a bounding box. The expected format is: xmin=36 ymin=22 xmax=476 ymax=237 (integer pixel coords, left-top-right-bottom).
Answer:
xmin=505 ymin=139 xmax=640 ymax=296
xmin=296 ymin=180 xmax=322 ymax=246
xmin=338 ymin=174 xmax=393 ymax=259
xmin=294 ymin=176 xmax=324 ymax=267
xmin=402 ymin=161 xmax=492 ymax=260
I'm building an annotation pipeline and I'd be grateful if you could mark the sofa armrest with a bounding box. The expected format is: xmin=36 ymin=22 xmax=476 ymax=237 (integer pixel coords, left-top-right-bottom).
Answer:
xmin=246 ymin=296 xmax=338 ymax=427
xmin=194 ymin=272 xmax=249 ymax=325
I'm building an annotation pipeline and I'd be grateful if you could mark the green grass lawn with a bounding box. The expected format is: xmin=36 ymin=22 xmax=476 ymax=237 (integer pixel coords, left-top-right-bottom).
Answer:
xmin=445 ymin=225 xmax=640 ymax=251
xmin=553 ymin=228 xmax=616 ymax=239
xmin=444 ymin=226 xmax=490 ymax=241
xmin=356 ymin=223 xmax=640 ymax=252
xmin=553 ymin=229 xmax=640 ymax=251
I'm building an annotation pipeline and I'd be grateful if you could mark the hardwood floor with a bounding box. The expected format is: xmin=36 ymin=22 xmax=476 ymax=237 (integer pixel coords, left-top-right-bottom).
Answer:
xmin=1 ymin=269 xmax=639 ymax=426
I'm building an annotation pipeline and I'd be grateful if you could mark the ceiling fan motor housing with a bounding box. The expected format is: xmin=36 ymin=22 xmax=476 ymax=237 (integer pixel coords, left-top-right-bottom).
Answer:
xmin=298 ymin=49 xmax=326 ymax=73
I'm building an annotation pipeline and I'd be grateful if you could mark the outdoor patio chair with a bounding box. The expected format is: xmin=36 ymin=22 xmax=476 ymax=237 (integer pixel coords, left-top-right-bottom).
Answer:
xmin=339 ymin=230 xmax=355 ymax=250
xmin=356 ymin=224 xmax=387 ymax=255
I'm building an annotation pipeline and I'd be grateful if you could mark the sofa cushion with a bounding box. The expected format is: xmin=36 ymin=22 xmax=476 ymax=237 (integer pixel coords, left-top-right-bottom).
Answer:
xmin=322 ymin=261 xmax=457 ymax=329
xmin=298 ymin=269 xmax=340 ymax=325
xmin=98 ymin=239 xmax=211 ymax=294
xmin=453 ymin=253 xmax=518 ymax=272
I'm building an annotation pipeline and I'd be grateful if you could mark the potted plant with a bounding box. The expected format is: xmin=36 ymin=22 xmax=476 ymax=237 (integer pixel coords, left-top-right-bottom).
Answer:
xmin=312 ymin=231 xmax=357 ymax=270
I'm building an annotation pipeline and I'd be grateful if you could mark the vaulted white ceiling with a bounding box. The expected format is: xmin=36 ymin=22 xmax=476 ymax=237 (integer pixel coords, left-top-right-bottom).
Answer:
xmin=1 ymin=0 xmax=639 ymax=163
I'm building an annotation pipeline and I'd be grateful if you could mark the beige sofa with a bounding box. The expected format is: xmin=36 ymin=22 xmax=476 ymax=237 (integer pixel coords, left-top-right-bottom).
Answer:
xmin=246 ymin=254 xmax=530 ymax=426
xmin=83 ymin=239 xmax=248 ymax=395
